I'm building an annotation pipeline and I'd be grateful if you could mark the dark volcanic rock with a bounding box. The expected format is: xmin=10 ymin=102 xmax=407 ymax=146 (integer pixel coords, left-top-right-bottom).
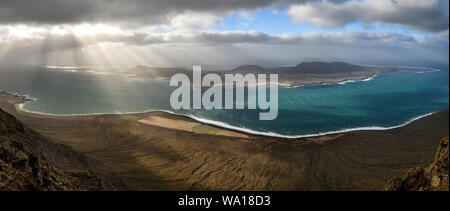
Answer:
xmin=0 ymin=140 xmax=103 ymax=191
xmin=0 ymin=108 xmax=91 ymax=170
xmin=0 ymin=108 xmax=127 ymax=191
xmin=385 ymin=137 xmax=449 ymax=191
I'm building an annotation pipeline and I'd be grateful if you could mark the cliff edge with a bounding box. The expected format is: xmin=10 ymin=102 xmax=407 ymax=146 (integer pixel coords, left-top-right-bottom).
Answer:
xmin=385 ymin=137 xmax=449 ymax=191
xmin=0 ymin=108 xmax=126 ymax=191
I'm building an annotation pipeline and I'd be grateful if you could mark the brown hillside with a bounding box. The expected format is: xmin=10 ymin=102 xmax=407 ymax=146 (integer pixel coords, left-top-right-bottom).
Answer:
xmin=0 ymin=108 xmax=127 ymax=191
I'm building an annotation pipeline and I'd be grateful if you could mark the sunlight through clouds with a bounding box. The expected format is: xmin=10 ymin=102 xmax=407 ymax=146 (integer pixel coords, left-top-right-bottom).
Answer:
xmin=0 ymin=0 xmax=448 ymax=69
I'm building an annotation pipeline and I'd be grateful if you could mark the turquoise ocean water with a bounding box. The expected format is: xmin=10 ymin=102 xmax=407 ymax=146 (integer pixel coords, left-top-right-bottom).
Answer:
xmin=0 ymin=66 xmax=448 ymax=138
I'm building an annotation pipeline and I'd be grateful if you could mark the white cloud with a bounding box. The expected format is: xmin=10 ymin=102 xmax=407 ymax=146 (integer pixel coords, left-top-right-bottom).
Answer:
xmin=0 ymin=24 xmax=443 ymax=48
xmin=288 ymin=0 xmax=449 ymax=32
xmin=169 ymin=13 xmax=224 ymax=30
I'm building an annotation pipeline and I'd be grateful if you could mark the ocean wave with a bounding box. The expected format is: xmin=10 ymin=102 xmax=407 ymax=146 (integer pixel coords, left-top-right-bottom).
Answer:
xmin=334 ymin=74 xmax=379 ymax=85
xmin=363 ymin=64 xmax=442 ymax=73
xmin=0 ymin=90 xmax=38 ymax=113
xmin=412 ymin=68 xmax=442 ymax=74
xmin=286 ymin=85 xmax=305 ymax=88
xmin=0 ymin=90 xmax=37 ymax=101
xmin=285 ymin=74 xmax=378 ymax=88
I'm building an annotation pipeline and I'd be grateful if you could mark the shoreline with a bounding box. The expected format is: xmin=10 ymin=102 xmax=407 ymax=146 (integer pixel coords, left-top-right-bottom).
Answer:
xmin=40 ymin=64 xmax=441 ymax=88
xmin=281 ymin=73 xmax=379 ymax=88
xmin=2 ymin=90 xmax=446 ymax=139
xmin=131 ymin=66 xmax=441 ymax=88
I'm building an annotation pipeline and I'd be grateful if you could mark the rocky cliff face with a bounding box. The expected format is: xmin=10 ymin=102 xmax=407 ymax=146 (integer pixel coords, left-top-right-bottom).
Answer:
xmin=0 ymin=108 xmax=126 ymax=191
xmin=385 ymin=137 xmax=449 ymax=191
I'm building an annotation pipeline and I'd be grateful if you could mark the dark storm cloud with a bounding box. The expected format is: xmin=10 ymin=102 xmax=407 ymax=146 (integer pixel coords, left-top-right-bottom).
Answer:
xmin=0 ymin=0 xmax=96 ymax=24
xmin=2 ymin=0 xmax=446 ymax=33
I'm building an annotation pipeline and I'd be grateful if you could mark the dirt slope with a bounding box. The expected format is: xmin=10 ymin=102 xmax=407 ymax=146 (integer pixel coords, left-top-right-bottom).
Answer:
xmin=0 ymin=108 xmax=127 ymax=191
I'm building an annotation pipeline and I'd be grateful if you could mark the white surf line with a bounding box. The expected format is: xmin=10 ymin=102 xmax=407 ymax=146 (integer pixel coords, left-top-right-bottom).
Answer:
xmin=283 ymin=66 xmax=444 ymax=89
xmin=283 ymin=74 xmax=379 ymax=88
xmin=12 ymin=94 xmax=440 ymax=139
xmin=362 ymin=64 xmax=442 ymax=72
xmin=173 ymin=111 xmax=438 ymax=139
xmin=336 ymin=74 xmax=378 ymax=85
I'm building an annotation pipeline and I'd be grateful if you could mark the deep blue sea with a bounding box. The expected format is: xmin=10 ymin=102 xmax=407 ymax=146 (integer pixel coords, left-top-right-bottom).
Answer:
xmin=0 ymin=66 xmax=448 ymax=138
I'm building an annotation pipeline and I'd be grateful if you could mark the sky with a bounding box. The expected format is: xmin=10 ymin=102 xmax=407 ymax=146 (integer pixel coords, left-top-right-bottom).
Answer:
xmin=0 ymin=0 xmax=448 ymax=69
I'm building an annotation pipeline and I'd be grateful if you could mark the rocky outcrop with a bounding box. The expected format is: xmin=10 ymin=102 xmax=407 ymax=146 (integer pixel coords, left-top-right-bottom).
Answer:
xmin=385 ymin=137 xmax=449 ymax=191
xmin=0 ymin=139 xmax=105 ymax=190
xmin=0 ymin=108 xmax=127 ymax=191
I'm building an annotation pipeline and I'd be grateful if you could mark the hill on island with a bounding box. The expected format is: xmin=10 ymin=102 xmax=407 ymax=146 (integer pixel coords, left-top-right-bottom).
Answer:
xmin=124 ymin=61 xmax=425 ymax=87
